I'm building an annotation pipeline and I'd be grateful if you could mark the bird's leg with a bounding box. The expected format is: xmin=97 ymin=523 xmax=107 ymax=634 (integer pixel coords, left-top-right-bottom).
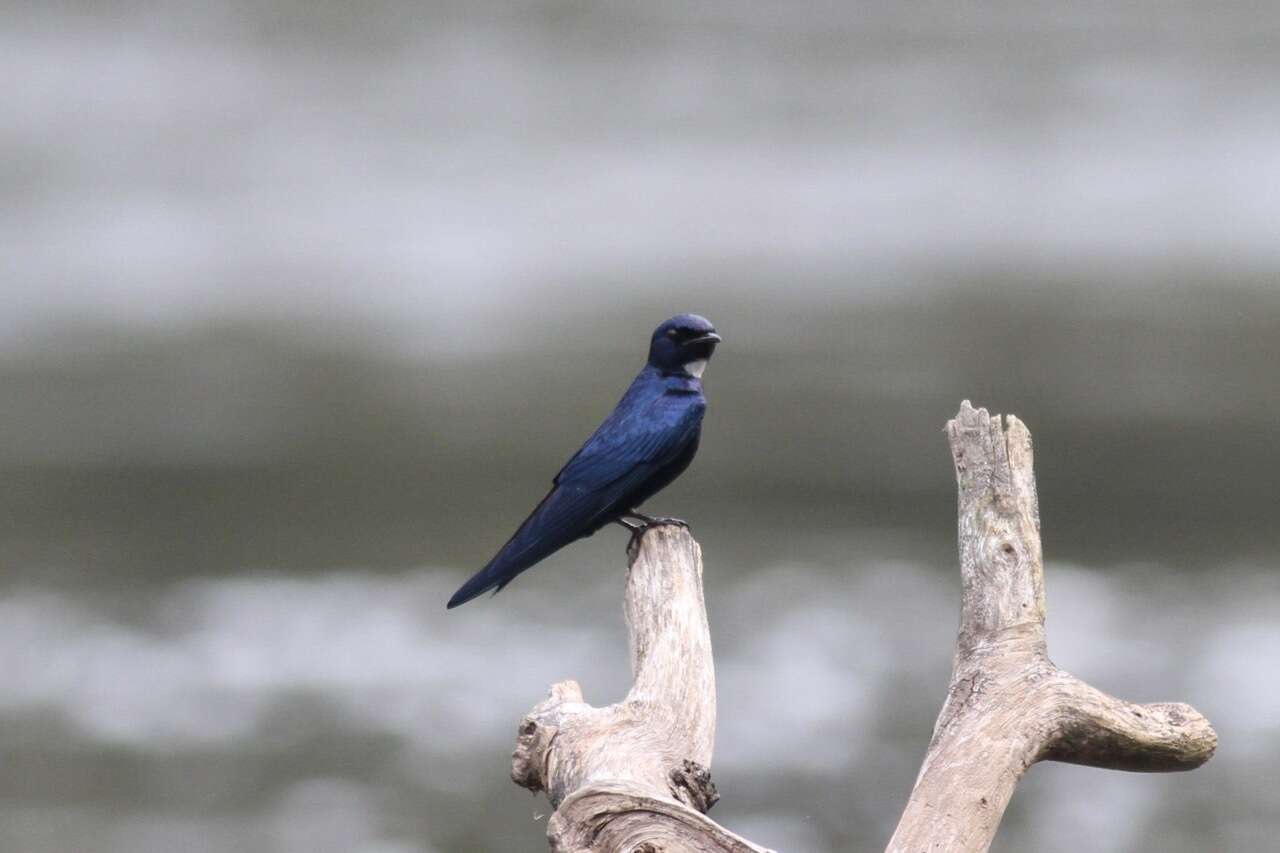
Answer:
xmin=613 ymin=516 xmax=648 ymax=552
xmin=621 ymin=511 xmax=689 ymax=529
xmin=616 ymin=512 xmax=691 ymax=556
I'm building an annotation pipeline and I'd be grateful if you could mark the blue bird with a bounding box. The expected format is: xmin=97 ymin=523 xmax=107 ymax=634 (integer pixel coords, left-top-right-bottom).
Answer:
xmin=446 ymin=314 xmax=721 ymax=608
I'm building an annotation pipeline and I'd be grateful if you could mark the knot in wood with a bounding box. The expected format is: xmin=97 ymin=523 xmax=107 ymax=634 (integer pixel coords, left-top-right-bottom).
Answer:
xmin=511 ymin=714 xmax=556 ymax=793
xmin=993 ymin=537 xmax=1020 ymax=567
xmin=669 ymin=759 xmax=720 ymax=813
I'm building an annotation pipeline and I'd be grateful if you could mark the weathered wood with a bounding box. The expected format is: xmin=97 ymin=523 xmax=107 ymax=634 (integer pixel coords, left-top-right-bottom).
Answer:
xmin=508 ymin=401 xmax=1216 ymax=851
xmin=885 ymin=401 xmax=1217 ymax=853
xmin=512 ymin=525 xmax=773 ymax=853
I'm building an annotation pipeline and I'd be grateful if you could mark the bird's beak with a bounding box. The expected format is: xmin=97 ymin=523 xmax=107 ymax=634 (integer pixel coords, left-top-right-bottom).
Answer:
xmin=687 ymin=332 xmax=722 ymax=346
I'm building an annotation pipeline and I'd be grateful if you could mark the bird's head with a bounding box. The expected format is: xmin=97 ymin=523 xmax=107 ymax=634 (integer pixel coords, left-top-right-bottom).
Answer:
xmin=648 ymin=314 xmax=721 ymax=377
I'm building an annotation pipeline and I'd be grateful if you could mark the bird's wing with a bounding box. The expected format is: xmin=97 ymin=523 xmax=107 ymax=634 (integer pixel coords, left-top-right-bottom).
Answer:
xmin=554 ymin=389 xmax=705 ymax=490
xmin=445 ymin=481 xmax=617 ymax=608
xmin=447 ymin=386 xmax=704 ymax=609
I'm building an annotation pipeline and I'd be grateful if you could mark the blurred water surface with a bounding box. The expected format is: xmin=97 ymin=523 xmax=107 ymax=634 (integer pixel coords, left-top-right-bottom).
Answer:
xmin=2 ymin=1 xmax=1279 ymax=851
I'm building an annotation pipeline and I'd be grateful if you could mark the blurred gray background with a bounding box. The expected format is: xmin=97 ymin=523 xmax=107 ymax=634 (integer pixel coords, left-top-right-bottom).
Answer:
xmin=3 ymin=1 xmax=1279 ymax=851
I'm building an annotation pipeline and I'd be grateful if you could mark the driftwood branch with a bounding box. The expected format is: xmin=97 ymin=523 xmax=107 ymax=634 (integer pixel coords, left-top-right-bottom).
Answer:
xmin=885 ymin=401 xmax=1217 ymax=852
xmin=507 ymin=402 xmax=1216 ymax=852
xmin=512 ymin=525 xmax=772 ymax=852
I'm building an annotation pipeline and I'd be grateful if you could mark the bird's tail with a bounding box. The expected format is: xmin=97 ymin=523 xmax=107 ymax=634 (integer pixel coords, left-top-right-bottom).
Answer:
xmin=446 ymin=485 xmax=608 ymax=608
xmin=445 ymin=561 xmax=512 ymax=609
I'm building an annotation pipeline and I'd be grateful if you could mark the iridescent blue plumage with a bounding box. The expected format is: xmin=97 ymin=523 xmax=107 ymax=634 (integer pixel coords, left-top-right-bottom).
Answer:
xmin=446 ymin=314 xmax=720 ymax=608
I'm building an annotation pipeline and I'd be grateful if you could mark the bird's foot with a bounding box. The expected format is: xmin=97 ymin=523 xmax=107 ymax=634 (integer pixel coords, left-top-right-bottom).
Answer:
xmin=622 ymin=512 xmax=689 ymax=529
xmin=617 ymin=513 xmax=689 ymax=557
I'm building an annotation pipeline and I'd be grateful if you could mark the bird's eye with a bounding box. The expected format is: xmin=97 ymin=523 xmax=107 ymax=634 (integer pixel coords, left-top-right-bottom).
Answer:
xmin=667 ymin=328 xmax=678 ymax=337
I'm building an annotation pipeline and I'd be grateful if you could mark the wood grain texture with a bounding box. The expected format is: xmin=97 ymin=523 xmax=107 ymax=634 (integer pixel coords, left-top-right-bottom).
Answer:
xmin=512 ymin=525 xmax=773 ymax=852
xmin=885 ymin=401 xmax=1217 ymax=853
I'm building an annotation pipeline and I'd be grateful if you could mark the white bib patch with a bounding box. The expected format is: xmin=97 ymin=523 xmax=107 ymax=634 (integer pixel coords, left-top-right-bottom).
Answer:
xmin=684 ymin=359 xmax=708 ymax=378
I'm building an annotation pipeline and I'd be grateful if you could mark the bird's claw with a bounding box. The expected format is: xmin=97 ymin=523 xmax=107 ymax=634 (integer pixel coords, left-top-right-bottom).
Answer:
xmin=623 ymin=512 xmax=689 ymax=529
xmin=617 ymin=513 xmax=691 ymax=557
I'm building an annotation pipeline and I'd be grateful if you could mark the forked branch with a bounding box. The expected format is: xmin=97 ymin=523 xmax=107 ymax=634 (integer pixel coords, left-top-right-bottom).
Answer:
xmin=885 ymin=401 xmax=1217 ymax=852
xmin=507 ymin=403 xmax=1217 ymax=852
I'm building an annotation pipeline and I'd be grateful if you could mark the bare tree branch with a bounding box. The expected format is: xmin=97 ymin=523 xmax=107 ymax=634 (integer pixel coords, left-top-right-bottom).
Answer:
xmin=885 ymin=401 xmax=1217 ymax=853
xmin=511 ymin=526 xmax=772 ymax=853
xmin=506 ymin=402 xmax=1216 ymax=852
